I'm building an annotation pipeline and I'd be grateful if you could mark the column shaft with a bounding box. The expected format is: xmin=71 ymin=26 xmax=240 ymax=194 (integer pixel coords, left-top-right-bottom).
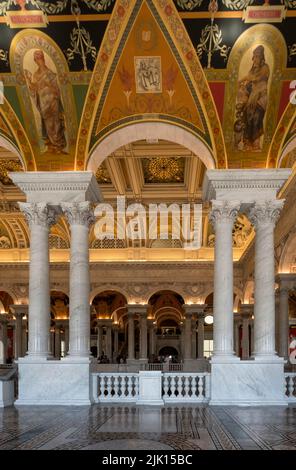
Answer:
xmin=210 ymin=201 xmax=239 ymax=357
xmin=62 ymin=203 xmax=94 ymax=357
xmin=184 ymin=314 xmax=192 ymax=359
xmin=128 ymin=314 xmax=135 ymax=360
xmin=249 ymin=201 xmax=284 ymax=358
xmin=279 ymin=287 xmax=289 ymax=359
xmin=191 ymin=318 xmax=197 ymax=359
xmin=106 ymin=326 xmax=112 ymax=361
xmin=197 ymin=316 xmax=205 ymax=359
xmin=140 ymin=315 xmax=147 ymax=360
xmin=97 ymin=325 xmax=103 ymax=358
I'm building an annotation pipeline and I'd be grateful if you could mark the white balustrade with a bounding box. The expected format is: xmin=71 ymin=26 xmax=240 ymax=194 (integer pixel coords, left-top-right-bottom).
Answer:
xmin=92 ymin=373 xmax=139 ymax=403
xmin=162 ymin=373 xmax=210 ymax=403
xmin=284 ymin=373 xmax=296 ymax=402
xmin=91 ymin=372 xmax=210 ymax=403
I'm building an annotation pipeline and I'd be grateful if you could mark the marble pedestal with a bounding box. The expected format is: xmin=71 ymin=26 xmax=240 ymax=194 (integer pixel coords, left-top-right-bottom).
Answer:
xmin=0 ymin=380 xmax=14 ymax=407
xmin=209 ymin=358 xmax=287 ymax=406
xmin=15 ymin=358 xmax=92 ymax=406
xmin=136 ymin=371 xmax=164 ymax=405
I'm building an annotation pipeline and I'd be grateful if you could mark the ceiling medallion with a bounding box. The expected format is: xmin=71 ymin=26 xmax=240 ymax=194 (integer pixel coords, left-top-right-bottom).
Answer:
xmin=143 ymin=157 xmax=184 ymax=184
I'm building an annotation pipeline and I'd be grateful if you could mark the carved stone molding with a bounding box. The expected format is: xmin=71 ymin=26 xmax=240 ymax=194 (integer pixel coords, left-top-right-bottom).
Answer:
xmin=61 ymin=202 xmax=95 ymax=228
xmin=19 ymin=202 xmax=57 ymax=229
xmin=248 ymin=200 xmax=285 ymax=229
xmin=209 ymin=200 xmax=240 ymax=230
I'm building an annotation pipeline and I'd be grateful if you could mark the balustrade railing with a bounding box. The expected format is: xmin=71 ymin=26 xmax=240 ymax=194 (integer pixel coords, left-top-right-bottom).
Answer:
xmin=284 ymin=373 xmax=296 ymax=401
xmin=92 ymin=373 xmax=139 ymax=403
xmin=162 ymin=373 xmax=210 ymax=402
xmin=143 ymin=363 xmax=183 ymax=372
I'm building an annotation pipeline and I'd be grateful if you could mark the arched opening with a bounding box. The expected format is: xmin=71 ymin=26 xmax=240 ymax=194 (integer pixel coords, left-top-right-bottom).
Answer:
xmin=50 ymin=291 xmax=69 ymax=358
xmin=92 ymin=290 xmax=127 ymax=362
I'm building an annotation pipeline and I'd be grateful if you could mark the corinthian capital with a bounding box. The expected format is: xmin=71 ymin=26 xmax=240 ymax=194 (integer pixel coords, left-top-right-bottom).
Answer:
xmin=19 ymin=202 xmax=57 ymax=228
xmin=61 ymin=202 xmax=95 ymax=228
xmin=248 ymin=200 xmax=284 ymax=229
xmin=209 ymin=200 xmax=240 ymax=229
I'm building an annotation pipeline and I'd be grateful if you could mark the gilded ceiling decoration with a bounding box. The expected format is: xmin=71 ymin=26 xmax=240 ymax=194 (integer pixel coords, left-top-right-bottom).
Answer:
xmin=95 ymin=161 xmax=112 ymax=184
xmin=0 ymin=159 xmax=23 ymax=185
xmin=208 ymin=214 xmax=253 ymax=248
xmin=0 ymin=0 xmax=293 ymax=179
xmin=142 ymin=157 xmax=185 ymax=183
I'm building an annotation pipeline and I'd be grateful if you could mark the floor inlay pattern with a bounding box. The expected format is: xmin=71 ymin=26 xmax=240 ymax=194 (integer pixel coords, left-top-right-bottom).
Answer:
xmin=0 ymin=405 xmax=295 ymax=450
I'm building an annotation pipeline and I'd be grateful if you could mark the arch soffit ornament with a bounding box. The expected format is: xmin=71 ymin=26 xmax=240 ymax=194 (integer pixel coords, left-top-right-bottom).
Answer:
xmin=76 ymin=0 xmax=226 ymax=170
xmin=87 ymin=122 xmax=216 ymax=172
xmin=279 ymin=230 xmax=296 ymax=273
xmin=272 ymin=110 xmax=296 ymax=168
xmin=0 ymin=289 xmax=18 ymax=305
xmin=146 ymin=288 xmax=185 ymax=305
xmin=0 ymin=100 xmax=35 ymax=171
xmin=90 ymin=286 xmax=129 ymax=304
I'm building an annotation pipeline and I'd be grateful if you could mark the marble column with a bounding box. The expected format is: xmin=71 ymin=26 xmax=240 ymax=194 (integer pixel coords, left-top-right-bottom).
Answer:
xmin=10 ymin=305 xmax=28 ymax=360
xmin=0 ymin=315 xmax=8 ymax=364
xmin=275 ymin=290 xmax=280 ymax=354
xmin=248 ymin=200 xmax=284 ymax=359
xmin=96 ymin=322 xmax=103 ymax=358
xmin=19 ymin=203 xmax=57 ymax=358
xmin=191 ymin=316 xmax=197 ymax=359
xmin=197 ymin=312 xmax=205 ymax=359
xmin=22 ymin=321 xmax=28 ymax=357
xmin=64 ymin=322 xmax=69 ymax=356
xmin=106 ymin=324 xmax=112 ymax=361
xmin=278 ymin=285 xmax=290 ymax=359
xmin=54 ymin=323 xmax=61 ymax=359
xmin=233 ymin=316 xmax=241 ymax=356
xmin=139 ymin=311 xmax=148 ymax=361
xmin=148 ymin=321 xmax=156 ymax=359
xmin=240 ymin=305 xmax=252 ymax=360
xmin=61 ymin=202 xmax=95 ymax=358
xmin=183 ymin=309 xmax=192 ymax=360
xmin=180 ymin=323 xmax=185 ymax=360
xmin=127 ymin=311 xmax=135 ymax=361
xmin=113 ymin=324 xmax=119 ymax=359
xmin=209 ymin=200 xmax=240 ymax=358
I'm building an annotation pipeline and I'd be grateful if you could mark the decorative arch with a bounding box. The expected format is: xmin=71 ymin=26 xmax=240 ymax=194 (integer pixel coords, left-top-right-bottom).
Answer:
xmin=90 ymin=286 xmax=129 ymax=304
xmin=87 ymin=122 xmax=216 ymax=172
xmin=224 ymin=24 xmax=287 ymax=167
xmin=0 ymin=289 xmax=18 ymax=309
xmin=269 ymin=105 xmax=296 ymax=168
xmin=146 ymin=288 xmax=185 ymax=305
xmin=0 ymin=98 xmax=35 ymax=170
xmin=279 ymin=230 xmax=296 ymax=273
xmin=75 ymin=0 xmax=226 ymax=170
xmin=154 ymin=306 xmax=183 ymax=322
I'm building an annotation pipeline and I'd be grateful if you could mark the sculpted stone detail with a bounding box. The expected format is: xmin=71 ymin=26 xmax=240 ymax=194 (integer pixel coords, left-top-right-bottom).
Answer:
xmin=248 ymin=200 xmax=285 ymax=229
xmin=0 ymin=235 xmax=11 ymax=249
xmin=18 ymin=202 xmax=57 ymax=229
xmin=209 ymin=200 xmax=240 ymax=230
xmin=61 ymin=202 xmax=95 ymax=228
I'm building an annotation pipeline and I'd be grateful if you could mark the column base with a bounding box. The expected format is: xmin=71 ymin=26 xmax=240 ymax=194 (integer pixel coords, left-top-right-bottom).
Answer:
xmin=209 ymin=358 xmax=287 ymax=406
xmin=15 ymin=358 xmax=92 ymax=406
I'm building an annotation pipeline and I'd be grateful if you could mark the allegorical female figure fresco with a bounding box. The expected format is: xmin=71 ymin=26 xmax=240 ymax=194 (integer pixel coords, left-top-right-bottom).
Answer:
xmin=24 ymin=49 xmax=67 ymax=153
xmin=234 ymin=45 xmax=270 ymax=151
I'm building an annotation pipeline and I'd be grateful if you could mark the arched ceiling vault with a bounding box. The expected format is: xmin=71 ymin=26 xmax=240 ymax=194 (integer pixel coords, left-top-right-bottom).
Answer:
xmin=76 ymin=0 xmax=226 ymax=170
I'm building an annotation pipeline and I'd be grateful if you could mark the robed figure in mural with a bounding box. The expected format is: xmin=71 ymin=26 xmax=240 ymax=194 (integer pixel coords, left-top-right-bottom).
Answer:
xmin=24 ymin=50 xmax=67 ymax=153
xmin=234 ymin=45 xmax=270 ymax=151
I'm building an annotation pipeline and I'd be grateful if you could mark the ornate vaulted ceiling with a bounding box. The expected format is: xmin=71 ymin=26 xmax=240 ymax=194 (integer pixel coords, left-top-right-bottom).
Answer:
xmin=0 ymin=0 xmax=295 ymax=262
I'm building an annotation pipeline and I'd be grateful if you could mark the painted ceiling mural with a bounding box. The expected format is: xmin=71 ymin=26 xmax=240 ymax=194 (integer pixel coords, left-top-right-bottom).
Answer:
xmin=0 ymin=0 xmax=294 ymax=178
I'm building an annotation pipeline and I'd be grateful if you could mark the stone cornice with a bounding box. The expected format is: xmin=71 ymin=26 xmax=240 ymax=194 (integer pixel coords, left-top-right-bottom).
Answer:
xmin=203 ymin=169 xmax=292 ymax=202
xmin=9 ymin=172 xmax=103 ymax=204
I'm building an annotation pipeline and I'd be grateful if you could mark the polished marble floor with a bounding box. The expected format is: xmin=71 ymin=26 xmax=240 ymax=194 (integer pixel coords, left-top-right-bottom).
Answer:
xmin=0 ymin=405 xmax=295 ymax=450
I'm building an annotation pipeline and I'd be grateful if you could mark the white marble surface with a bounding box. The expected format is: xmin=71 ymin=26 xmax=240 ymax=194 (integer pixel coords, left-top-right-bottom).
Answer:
xmin=203 ymin=169 xmax=292 ymax=202
xmin=0 ymin=380 xmax=14 ymax=407
xmin=279 ymin=286 xmax=289 ymax=359
xmin=15 ymin=359 xmax=91 ymax=405
xmin=249 ymin=201 xmax=284 ymax=357
xmin=210 ymin=360 xmax=287 ymax=406
xmin=62 ymin=203 xmax=94 ymax=357
xmin=210 ymin=201 xmax=240 ymax=357
xmin=136 ymin=371 xmax=164 ymax=405
xmin=18 ymin=203 xmax=56 ymax=358
xmin=10 ymin=171 xmax=102 ymax=203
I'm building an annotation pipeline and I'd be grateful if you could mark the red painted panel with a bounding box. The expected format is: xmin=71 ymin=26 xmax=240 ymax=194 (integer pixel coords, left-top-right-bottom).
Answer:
xmin=209 ymin=82 xmax=225 ymax=125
